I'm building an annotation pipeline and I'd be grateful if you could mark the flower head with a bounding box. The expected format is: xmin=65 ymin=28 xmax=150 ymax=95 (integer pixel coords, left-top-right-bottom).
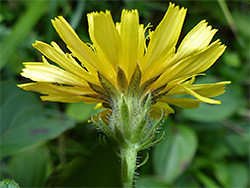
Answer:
xmin=19 ymin=3 xmax=230 ymax=120
xmin=18 ymin=4 xmax=231 ymax=186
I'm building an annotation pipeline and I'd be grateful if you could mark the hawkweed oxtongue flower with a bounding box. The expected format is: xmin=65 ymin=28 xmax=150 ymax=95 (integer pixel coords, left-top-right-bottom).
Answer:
xmin=18 ymin=3 xmax=230 ymax=187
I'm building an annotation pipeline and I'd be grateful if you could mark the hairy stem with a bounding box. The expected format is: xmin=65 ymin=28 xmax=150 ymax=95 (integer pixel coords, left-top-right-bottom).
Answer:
xmin=121 ymin=144 xmax=138 ymax=188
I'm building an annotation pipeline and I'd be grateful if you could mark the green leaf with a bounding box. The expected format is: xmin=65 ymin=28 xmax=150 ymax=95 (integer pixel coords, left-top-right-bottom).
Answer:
xmin=0 ymin=80 xmax=75 ymax=158
xmin=228 ymin=163 xmax=249 ymax=188
xmin=0 ymin=81 xmax=43 ymax=134
xmin=6 ymin=146 xmax=51 ymax=187
xmin=153 ymin=123 xmax=198 ymax=183
xmin=212 ymin=163 xmax=231 ymax=187
xmin=0 ymin=113 xmax=75 ymax=158
xmin=0 ymin=0 xmax=48 ymax=69
xmin=0 ymin=179 xmax=20 ymax=188
xmin=66 ymin=102 xmax=95 ymax=123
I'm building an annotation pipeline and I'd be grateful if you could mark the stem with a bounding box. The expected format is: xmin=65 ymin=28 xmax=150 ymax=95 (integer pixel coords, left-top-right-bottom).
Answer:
xmin=121 ymin=144 xmax=138 ymax=188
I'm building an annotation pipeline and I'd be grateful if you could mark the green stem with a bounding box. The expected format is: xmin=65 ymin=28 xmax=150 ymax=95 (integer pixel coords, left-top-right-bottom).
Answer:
xmin=121 ymin=144 xmax=138 ymax=188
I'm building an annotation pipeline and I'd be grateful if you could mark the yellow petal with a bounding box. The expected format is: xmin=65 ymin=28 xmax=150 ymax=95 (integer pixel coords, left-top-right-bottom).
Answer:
xmin=87 ymin=10 xmax=121 ymax=70
xmin=41 ymin=95 xmax=102 ymax=103
xmin=21 ymin=58 xmax=87 ymax=87
xmin=182 ymin=75 xmax=196 ymax=86
xmin=51 ymin=16 xmax=98 ymax=74
xmin=187 ymin=81 xmax=231 ymax=98
xmin=190 ymin=81 xmax=231 ymax=97
xmin=33 ymin=41 xmax=99 ymax=85
xmin=167 ymin=81 xmax=231 ymax=98
xmin=150 ymin=102 xmax=175 ymax=120
xmin=18 ymin=82 xmax=95 ymax=96
xmin=116 ymin=22 xmax=121 ymax=34
xmin=141 ymin=3 xmax=187 ymax=73
xmin=92 ymin=109 xmax=112 ymax=124
xmin=120 ymin=9 xmax=140 ymax=79
xmin=155 ymin=40 xmax=226 ymax=87
xmin=138 ymin=24 xmax=146 ymax=62
xmin=156 ymin=73 xmax=206 ymax=95
xmin=18 ymin=82 xmax=103 ymax=104
xmin=158 ymin=97 xmax=200 ymax=109
xmin=179 ymin=84 xmax=221 ymax=104
xmin=176 ymin=20 xmax=218 ymax=59
xmin=94 ymin=103 xmax=104 ymax=110
xmin=163 ymin=20 xmax=218 ymax=70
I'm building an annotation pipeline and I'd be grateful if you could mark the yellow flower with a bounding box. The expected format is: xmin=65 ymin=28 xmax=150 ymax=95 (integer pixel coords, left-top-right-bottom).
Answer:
xmin=18 ymin=3 xmax=230 ymax=119
xmin=18 ymin=5 xmax=231 ymax=184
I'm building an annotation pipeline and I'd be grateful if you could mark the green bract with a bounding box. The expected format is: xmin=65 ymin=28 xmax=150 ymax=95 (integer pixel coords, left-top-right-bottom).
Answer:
xmin=92 ymin=64 xmax=164 ymax=151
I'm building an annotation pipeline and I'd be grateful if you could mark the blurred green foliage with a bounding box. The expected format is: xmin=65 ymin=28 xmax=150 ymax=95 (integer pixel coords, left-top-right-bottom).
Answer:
xmin=0 ymin=0 xmax=249 ymax=187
